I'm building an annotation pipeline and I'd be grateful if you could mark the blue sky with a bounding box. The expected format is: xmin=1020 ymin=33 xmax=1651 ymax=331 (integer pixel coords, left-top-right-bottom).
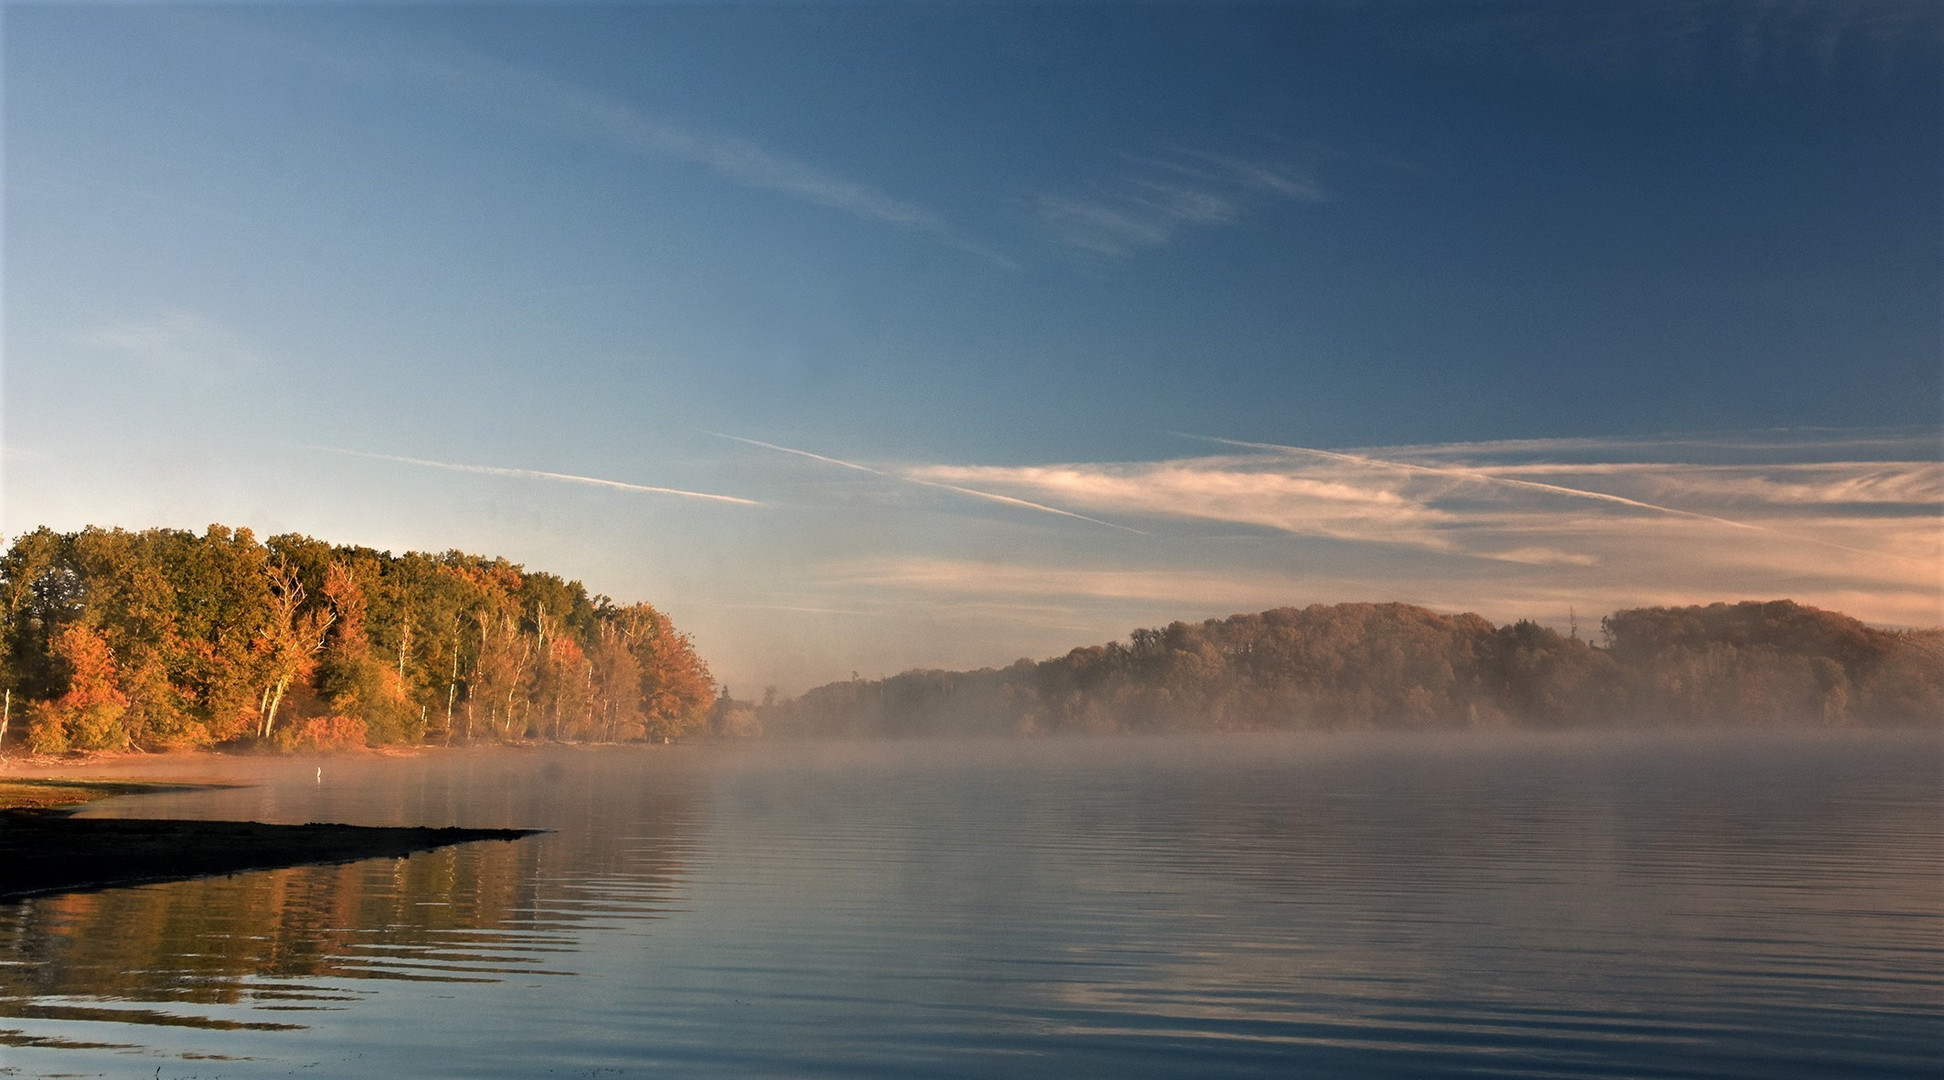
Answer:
xmin=5 ymin=1 xmax=1939 ymax=691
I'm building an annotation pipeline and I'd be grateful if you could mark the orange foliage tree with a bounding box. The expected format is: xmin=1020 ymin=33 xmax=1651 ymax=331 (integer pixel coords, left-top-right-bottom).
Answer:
xmin=0 ymin=526 xmax=716 ymax=751
xmin=27 ymin=624 xmax=130 ymax=753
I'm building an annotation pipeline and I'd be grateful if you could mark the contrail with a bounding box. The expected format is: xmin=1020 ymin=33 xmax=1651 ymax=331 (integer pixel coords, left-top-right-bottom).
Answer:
xmin=311 ymin=446 xmax=761 ymax=506
xmin=706 ymin=432 xmax=1148 ymax=534
xmin=706 ymin=432 xmax=882 ymax=474
xmin=1180 ymin=433 xmax=1897 ymax=559
xmin=905 ymin=477 xmax=1150 ymax=534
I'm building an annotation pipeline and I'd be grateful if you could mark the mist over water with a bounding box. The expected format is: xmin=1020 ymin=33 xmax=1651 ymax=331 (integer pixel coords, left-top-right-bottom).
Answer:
xmin=2 ymin=732 xmax=1938 ymax=1078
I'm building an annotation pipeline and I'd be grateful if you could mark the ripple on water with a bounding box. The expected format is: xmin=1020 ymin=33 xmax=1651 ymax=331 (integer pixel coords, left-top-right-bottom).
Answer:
xmin=0 ymin=732 xmax=1935 ymax=1078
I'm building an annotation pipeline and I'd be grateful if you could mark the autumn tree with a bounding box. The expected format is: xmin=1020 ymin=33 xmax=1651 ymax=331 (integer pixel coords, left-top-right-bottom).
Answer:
xmin=27 ymin=623 xmax=129 ymax=753
xmin=256 ymin=558 xmax=334 ymax=740
xmin=616 ymin=603 xmax=714 ymax=738
xmin=317 ymin=560 xmax=418 ymax=745
xmin=587 ymin=620 xmax=643 ymax=742
xmin=470 ymin=610 xmax=533 ymax=741
xmin=766 ymin=600 xmax=1941 ymax=737
xmin=0 ymin=526 xmax=724 ymax=751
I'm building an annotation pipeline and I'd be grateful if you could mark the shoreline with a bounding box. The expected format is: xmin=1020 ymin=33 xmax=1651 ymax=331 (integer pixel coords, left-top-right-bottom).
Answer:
xmin=0 ymin=777 xmax=235 ymax=813
xmin=0 ymin=777 xmax=541 ymax=904
xmin=0 ymin=738 xmax=685 ymax=773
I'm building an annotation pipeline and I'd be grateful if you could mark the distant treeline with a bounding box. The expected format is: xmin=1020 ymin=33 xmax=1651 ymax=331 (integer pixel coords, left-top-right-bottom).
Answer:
xmin=764 ymin=601 xmax=1943 ymax=737
xmin=0 ymin=526 xmax=715 ymax=753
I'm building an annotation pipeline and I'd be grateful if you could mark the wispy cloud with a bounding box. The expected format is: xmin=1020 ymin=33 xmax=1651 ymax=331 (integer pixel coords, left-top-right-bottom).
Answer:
xmin=911 ymin=476 xmax=1151 ymax=535
xmin=1489 ymin=461 xmax=1944 ymax=509
xmin=511 ymin=78 xmax=987 ymax=252
xmin=643 ymin=429 xmax=1940 ymax=681
xmin=1188 ymin=434 xmax=1900 ymax=559
xmin=707 ymin=432 xmax=1147 ymax=533
xmin=912 ymin=458 xmax=1441 ymax=546
xmin=1037 ymin=147 xmax=1326 ymax=257
xmin=815 ymin=428 xmax=1940 ymax=630
xmin=314 ymin=446 xmax=760 ymax=506
xmin=400 ymin=45 xmax=1008 ymax=264
xmin=80 ymin=309 xmax=262 ymax=381
xmin=833 ymin=558 xmax=1323 ymax=608
xmin=1363 ymin=427 xmax=1943 ymax=462
xmin=837 ymin=545 xmax=1941 ymax=633
xmin=1490 ymin=546 xmax=1602 ymax=567
xmin=172 ymin=12 xmax=1006 ymax=264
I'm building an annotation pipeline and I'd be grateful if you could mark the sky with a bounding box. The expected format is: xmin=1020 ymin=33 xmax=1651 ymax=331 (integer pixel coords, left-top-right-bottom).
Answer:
xmin=4 ymin=0 xmax=1940 ymax=693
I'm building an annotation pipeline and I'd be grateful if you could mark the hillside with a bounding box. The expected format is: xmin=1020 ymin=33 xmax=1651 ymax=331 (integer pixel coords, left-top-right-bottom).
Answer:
xmin=765 ymin=601 xmax=1943 ymax=736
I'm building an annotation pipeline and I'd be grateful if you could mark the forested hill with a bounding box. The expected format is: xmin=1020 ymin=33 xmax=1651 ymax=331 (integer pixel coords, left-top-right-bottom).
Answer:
xmin=765 ymin=601 xmax=1943 ymax=737
xmin=0 ymin=526 xmax=715 ymax=753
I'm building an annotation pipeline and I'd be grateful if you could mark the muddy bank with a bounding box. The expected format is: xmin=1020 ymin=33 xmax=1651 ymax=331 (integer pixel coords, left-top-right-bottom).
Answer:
xmin=0 ymin=778 xmax=227 ymax=812
xmin=0 ymin=780 xmax=539 ymax=903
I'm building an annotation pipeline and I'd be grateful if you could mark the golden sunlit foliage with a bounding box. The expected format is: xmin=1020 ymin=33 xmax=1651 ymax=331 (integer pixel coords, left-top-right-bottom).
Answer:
xmin=0 ymin=526 xmax=715 ymax=752
xmin=766 ymin=601 xmax=1942 ymax=737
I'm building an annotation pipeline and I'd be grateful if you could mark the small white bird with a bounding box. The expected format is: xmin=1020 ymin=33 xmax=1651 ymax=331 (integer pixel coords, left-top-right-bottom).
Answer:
xmin=316 ymin=766 xmax=322 ymax=784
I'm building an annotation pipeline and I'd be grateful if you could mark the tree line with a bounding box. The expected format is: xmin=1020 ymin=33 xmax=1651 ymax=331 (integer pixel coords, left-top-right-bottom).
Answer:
xmin=0 ymin=526 xmax=715 ymax=753
xmin=763 ymin=600 xmax=1943 ymax=737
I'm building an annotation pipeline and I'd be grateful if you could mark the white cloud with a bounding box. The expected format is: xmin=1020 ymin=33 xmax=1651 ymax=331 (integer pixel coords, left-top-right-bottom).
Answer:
xmin=803 ymin=428 xmax=1941 ymax=632
xmin=908 ymin=457 xmax=1452 ymax=547
xmin=1363 ymin=428 xmax=1942 ymax=461
xmin=1487 ymin=546 xmax=1601 ymax=567
xmin=1592 ymin=462 xmax=1940 ymax=508
xmin=710 ymin=432 xmax=1146 ymax=532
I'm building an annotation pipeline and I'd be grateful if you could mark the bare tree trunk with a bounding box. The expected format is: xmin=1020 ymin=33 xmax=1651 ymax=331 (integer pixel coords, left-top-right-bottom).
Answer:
xmin=260 ymin=675 xmax=291 ymax=739
xmin=257 ymin=557 xmax=332 ymax=743
xmin=444 ymin=642 xmax=459 ymax=746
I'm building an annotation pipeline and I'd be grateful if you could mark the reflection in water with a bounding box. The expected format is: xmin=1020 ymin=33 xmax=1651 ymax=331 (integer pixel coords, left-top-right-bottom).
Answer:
xmin=0 ymin=749 xmax=699 ymax=1072
xmin=666 ymin=734 xmax=1941 ymax=1079
xmin=0 ymin=735 xmax=1937 ymax=1079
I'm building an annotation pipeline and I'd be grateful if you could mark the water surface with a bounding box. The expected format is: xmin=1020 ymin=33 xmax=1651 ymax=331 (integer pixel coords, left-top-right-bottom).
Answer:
xmin=1 ymin=731 xmax=1937 ymax=1078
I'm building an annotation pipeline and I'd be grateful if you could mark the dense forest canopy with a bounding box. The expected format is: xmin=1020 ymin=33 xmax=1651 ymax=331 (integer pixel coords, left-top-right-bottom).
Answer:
xmin=3 ymin=526 xmax=1936 ymax=752
xmin=765 ymin=601 xmax=1942 ymax=737
xmin=0 ymin=526 xmax=715 ymax=752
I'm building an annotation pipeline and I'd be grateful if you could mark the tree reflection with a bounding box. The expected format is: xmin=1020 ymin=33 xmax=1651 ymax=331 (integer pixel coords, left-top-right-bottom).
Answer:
xmin=0 ymin=769 xmax=696 ymax=1038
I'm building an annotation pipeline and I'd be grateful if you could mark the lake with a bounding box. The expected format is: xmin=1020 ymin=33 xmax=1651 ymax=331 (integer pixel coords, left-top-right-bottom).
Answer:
xmin=1 ymin=731 xmax=1937 ymax=1078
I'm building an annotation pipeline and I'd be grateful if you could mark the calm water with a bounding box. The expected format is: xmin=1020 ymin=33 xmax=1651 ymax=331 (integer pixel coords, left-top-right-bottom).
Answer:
xmin=0 ymin=731 xmax=1937 ymax=1078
